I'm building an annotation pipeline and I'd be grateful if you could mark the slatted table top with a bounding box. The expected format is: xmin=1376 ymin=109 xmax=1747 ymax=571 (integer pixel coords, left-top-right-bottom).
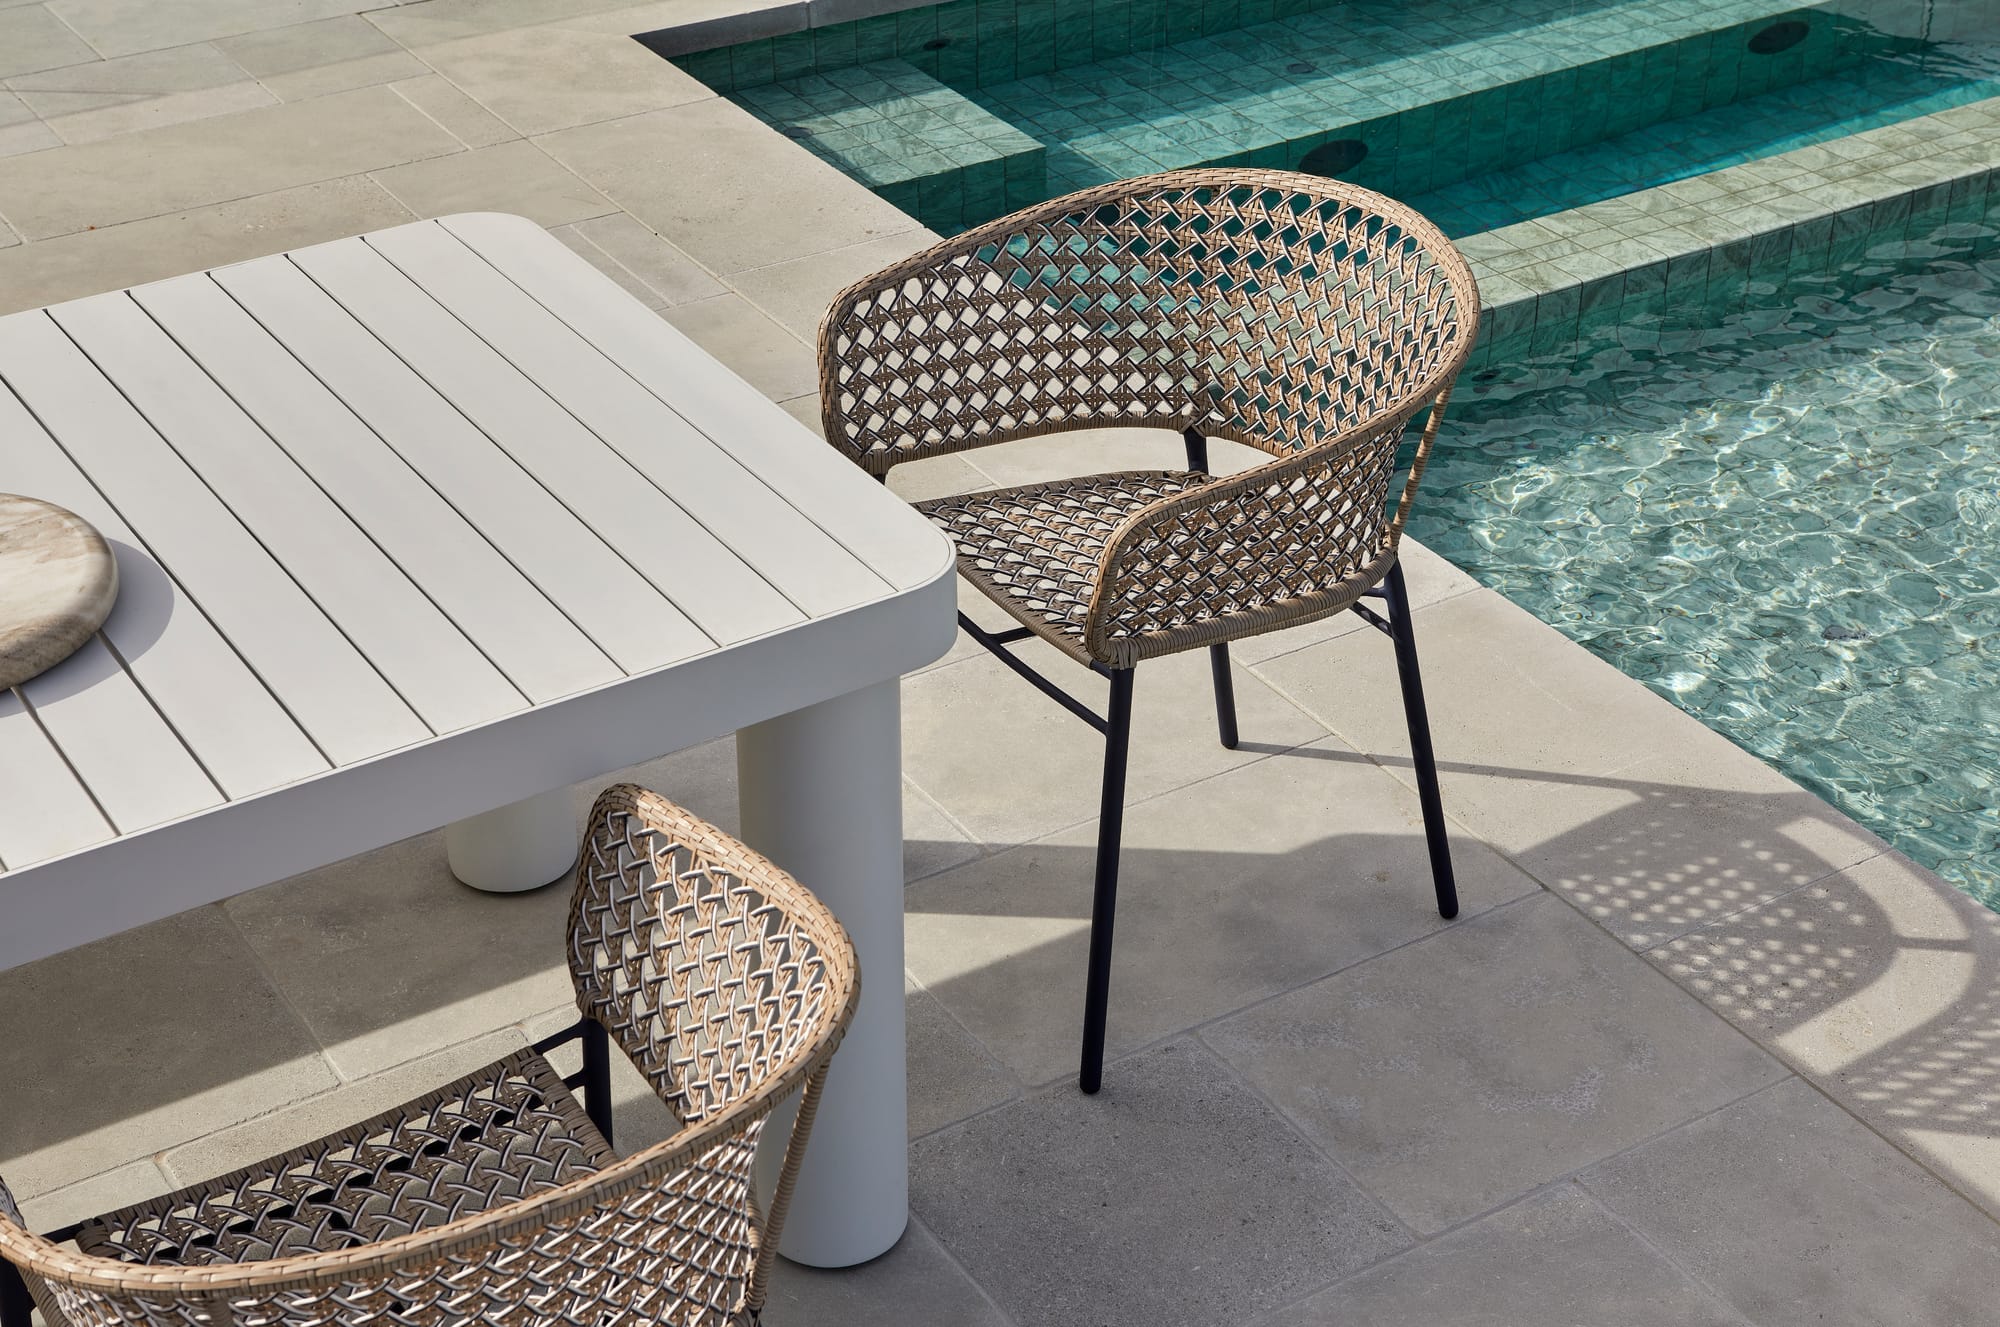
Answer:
xmin=0 ymin=212 xmax=954 ymax=968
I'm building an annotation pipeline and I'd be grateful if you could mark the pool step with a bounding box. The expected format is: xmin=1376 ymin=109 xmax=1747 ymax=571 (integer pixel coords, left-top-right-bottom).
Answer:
xmin=976 ymin=0 xmax=1911 ymax=199
xmin=735 ymin=60 xmax=1046 ymax=233
xmin=1411 ymin=44 xmax=2000 ymax=237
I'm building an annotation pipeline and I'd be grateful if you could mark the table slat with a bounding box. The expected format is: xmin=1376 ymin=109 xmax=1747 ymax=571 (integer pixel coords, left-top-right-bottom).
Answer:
xmin=17 ymin=635 xmax=223 ymax=834
xmin=0 ymin=360 xmax=328 ymax=799
xmin=290 ymin=237 xmax=806 ymax=650
xmin=0 ymin=311 xmax=428 ymax=766
xmin=213 ymin=256 xmax=709 ymax=675
xmin=51 ymin=291 xmax=530 ymax=737
xmin=369 ymin=222 xmax=890 ymax=620
xmin=0 ymin=689 xmax=113 ymax=871
xmin=444 ymin=213 xmax=950 ymax=590
xmin=134 ymin=274 xmax=622 ymax=708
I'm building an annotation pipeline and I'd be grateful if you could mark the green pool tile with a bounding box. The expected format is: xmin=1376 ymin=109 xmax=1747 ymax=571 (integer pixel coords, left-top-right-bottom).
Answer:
xmin=673 ymin=47 xmax=734 ymax=92
xmin=771 ymin=30 xmax=816 ymax=82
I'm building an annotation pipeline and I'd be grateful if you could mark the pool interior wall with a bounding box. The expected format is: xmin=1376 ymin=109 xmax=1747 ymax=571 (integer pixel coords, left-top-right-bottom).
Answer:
xmin=667 ymin=0 xmax=2000 ymax=237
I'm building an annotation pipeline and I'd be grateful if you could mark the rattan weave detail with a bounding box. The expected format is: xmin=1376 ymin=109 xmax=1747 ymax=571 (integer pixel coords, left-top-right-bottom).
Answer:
xmin=0 ymin=785 xmax=858 ymax=1327
xmin=818 ymin=169 xmax=1478 ymax=667
xmin=80 ymin=1051 xmax=611 ymax=1268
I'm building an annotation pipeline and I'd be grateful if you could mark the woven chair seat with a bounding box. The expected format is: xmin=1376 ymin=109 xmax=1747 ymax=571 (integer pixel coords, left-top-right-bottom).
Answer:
xmin=76 ymin=1049 xmax=610 ymax=1269
xmin=919 ymin=470 xmax=1210 ymax=659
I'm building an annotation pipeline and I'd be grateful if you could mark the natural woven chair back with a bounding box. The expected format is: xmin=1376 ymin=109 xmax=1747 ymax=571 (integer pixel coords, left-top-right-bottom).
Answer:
xmin=0 ymin=785 xmax=858 ymax=1327
xmin=820 ymin=169 xmax=1478 ymax=668
xmin=821 ymin=166 xmax=1475 ymax=473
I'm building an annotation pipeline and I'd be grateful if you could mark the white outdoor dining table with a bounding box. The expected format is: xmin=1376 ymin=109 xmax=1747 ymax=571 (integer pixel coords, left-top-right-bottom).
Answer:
xmin=0 ymin=212 xmax=956 ymax=1268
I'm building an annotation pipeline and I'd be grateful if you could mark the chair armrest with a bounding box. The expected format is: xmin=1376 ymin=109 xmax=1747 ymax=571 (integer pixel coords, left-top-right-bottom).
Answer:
xmin=1085 ymin=415 xmax=1416 ymax=667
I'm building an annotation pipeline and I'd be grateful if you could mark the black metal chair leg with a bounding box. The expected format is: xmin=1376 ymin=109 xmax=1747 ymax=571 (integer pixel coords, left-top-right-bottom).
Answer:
xmin=1382 ymin=561 xmax=1459 ymax=920
xmin=581 ymin=1017 xmax=614 ymax=1147
xmin=1208 ymin=643 xmax=1238 ymax=749
xmin=1079 ymin=667 xmax=1137 ymax=1094
xmin=1 ymin=1258 xmax=34 ymax=1327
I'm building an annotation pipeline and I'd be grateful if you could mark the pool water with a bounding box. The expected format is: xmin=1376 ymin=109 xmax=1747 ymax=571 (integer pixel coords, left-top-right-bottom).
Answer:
xmin=689 ymin=0 xmax=2000 ymax=238
xmin=1413 ymin=233 xmax=2000 ymax=907
xmin=1409 ymin=35 xmax=2000 ymax=236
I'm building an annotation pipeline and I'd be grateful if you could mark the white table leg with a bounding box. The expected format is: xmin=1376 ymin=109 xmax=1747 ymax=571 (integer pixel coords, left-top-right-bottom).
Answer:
xmin=738 ymin=678 xmax=908 ymax=1268
xmin=444 ymin=789 xmax=578 ymax=893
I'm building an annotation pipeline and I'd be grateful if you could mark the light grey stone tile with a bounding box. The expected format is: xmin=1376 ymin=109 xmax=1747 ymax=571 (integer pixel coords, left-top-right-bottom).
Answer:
xmin=570 ymin=211 xmax=724 ymax=305
xmin=0 ymin=82 xmax=457 ymax=239
xmin=1254 ymin=588 xmax=1885 ymax=949
xmin=1583 ymin=1078 xmax=2000 ymax=1327
xmin=884 ymin=451 xmax=999 ymax=505
xmin=536 ymin=98 xmax=923 ymax=276
xmin=224 ymin=828 xmax=577 ymax=1081
xmin=0 ymin=905 xmax=337 ymax=1198
xmin=216 ymin=14 xmax=397 ymax=75
xmin=0 ymin=174 xmax=411 ymax=314
xmin=46 ymin=81 xmax=276 ymax=145
xmin=9 ymin=1160 xmax=170 ymax=1232
xmin=1263 ymin=1186 xmax=1748 ymax=1327
xmin=571 ymin=0 xmax=806 ymax=54
xmin=0 ymin=90 xmax=31 ymax=126
xmin=1206 ymin=894 xmax=1787 ymax=1235
xmin=729 ymin=229 xmax=937 ymax=340
xmin=1651 ymin=851 xmax=2000 ymax=1220
xmin=7 ymin=43 xmax=246 ymax=117
xmin=901 ymin=629 xmax=1325 ymax=850
xmin=46 ymin=0 xmax=369 ymax=58
xmin=0 ymin=116 xmax=60 ymax=156
xmin=764 ymin=1219 xmax=1012 ymax=1327
xmin=662 ymin=293 xmax=818 ymax=402
xmin=367 ymin=0 xmax=641 ymax=46
xmin=911 ymin=1040 xmax=1410 ymax=1327
xmin=0 ymin=215 xmax=15 ymax=247
xmin=554 ymin=220 xmax=676 ymax=309
xmin=157 ymin=1028 xmax=529 ymax=1185
xmin=0 ymin=7 xmax=96 ymax=79
xmin=902 ymin=778 xmax=980 ymax=883
xmin=370 ymin=138 xmax=615 ymax=226
xmin=415 ymin=24 xmax=708 ymax=136
xmin=259 ymin=51 xmax=429 ymax=101
xmin=388 ymin=72 xmax=516 ymax=146
xmin=906 ymin=977 xmax=1016 ymax=1138
xmin=906 ymin=734 xmax=1536 ymax=1085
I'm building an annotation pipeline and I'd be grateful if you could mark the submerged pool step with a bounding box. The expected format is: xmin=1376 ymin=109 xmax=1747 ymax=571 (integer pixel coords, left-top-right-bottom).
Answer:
xmin=736 ymin=60 xmax=1046 ymax=233
xmin=974 ymin=0 xmax=1908 ymax=199
xmin=1411 ymin=47 xmax=2000 ymax=237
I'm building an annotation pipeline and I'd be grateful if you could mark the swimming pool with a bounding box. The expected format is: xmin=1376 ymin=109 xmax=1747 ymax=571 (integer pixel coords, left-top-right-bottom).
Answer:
xmin=1415 ymin=223 xmax=2000 ymax=907
xmin=678 ymin=0 xmax=2000 ymax=238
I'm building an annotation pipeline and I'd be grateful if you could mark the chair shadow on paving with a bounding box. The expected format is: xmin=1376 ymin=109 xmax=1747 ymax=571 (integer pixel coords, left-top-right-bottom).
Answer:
xmin=4 ymin=735 xmax=1996 ymax=1237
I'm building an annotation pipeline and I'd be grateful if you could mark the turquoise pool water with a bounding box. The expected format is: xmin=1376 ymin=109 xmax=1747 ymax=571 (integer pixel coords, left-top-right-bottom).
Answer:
xmin=1413 ymin=231 xmax=2000 ymax=907
xmin=684 ymin=0 xmax=2000 ymax=237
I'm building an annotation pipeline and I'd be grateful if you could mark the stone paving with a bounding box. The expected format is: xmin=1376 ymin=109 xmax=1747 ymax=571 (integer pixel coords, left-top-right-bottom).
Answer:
xmin=3 ymin=3 xmax=2000 ymax=1325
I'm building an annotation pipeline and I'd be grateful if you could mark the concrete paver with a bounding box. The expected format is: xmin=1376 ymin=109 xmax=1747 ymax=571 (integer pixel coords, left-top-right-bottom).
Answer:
xmin=1206 ymin=894 xmax=1787 ymax=1234
xmin=1583 ymin=1077 xmax=2000 ymax=1327
xmin=912 ymin=1039 xmax=1411 ymax=1327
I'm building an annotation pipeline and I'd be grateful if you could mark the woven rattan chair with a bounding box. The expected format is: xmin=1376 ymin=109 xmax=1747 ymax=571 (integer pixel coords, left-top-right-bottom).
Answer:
xmin=0 ymin=785 xmax=858 ymax=1327
xmin=819 ymin=169 xmax=1478 ymax=1093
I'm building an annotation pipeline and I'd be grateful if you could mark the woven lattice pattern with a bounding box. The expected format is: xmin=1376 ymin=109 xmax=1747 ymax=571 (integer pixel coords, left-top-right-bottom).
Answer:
xmin=569 ymin=788 xmax=841 ymax=1131
xmin=0 ymin=785 xmax=858 ymax=1327
xmin=80 ymin=1051 xmax=609 ymax=1267
xmin=819 ymin=168 xmax=1477 ymax=667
